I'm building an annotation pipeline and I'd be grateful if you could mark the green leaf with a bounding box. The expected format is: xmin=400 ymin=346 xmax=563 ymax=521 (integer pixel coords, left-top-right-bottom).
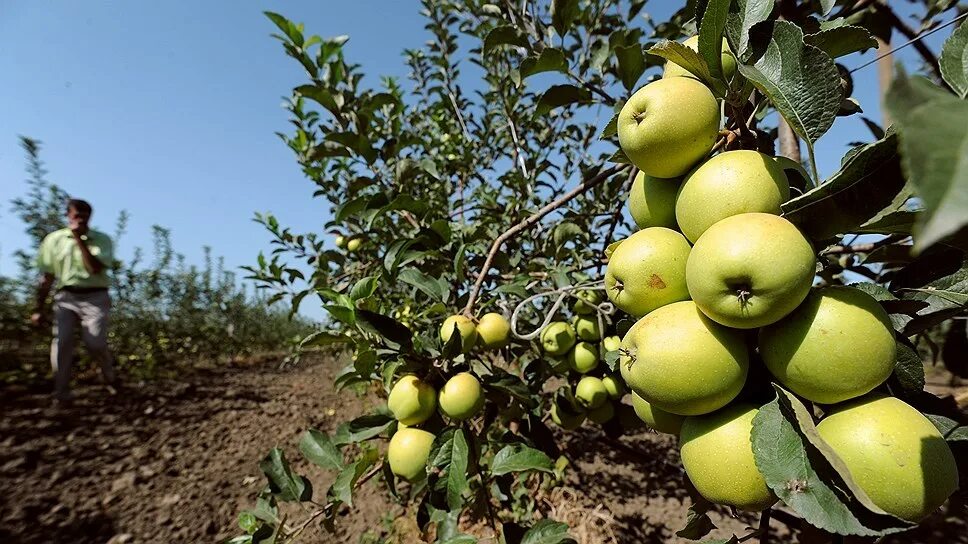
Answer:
xmin=520 ymin=519 xmax=574 ymax=544
xmin=599 ymin=112 xmax=619 ymax=140
xmin=804 ymin=26 xmax=878 ymax=58
xmin=751 ymin=388 xmax=912 ymax=536
xmin=259 ymin=449 xmax=312 ymax=502
xmin=925 ymin=414 xmax=959 ymax=436
xmin=738 ymin=20 xmax=842 ymax=171
xmin=781 ymin=133 xmax=908 ymax=242
xmin=696 ymin=0 xmax=730 ymax=82
xmin=647 ymin=40 xmax=725 ymax=96
xmin=614 ymin=44 xmax=646 ymax=91
xmin=299 ymin=429 xmax=344 ymax=471
xmin=490 ymin=444 xmax=554 ymax=476
xmin=444 ymin=430 xmax=470 ymax=510
xmin=356 ymin=309 xmax=413 ymax=351
xmin=398 ymin=268 xmax=446 ymax=302
xmin=553 ymin=221 xmax=583 ymax=247
xmin=299 ymin=330 xmax=351 ymax=348
xmin=294 ymin=84 xmax=339 ymax=116
xmin=892 ymin=340 xmax=925 ymax=396
xmin=350 ymin=276 xmax=379 ymax=301
xmin=519 ymin=48 xmax=568 ymax=80
xmin=884 ymin=69 xmax=968 ymax=252
xmin=324 ymin=304 xmax=356 ymax=325
xmin=724 ymin=0 xmax=774 ymax=60
xmin=855 ymin=210 xmax=918 ymax=235
xmin=939 ymin=16 xmax=968 ymax=98
xmin=551 ymin=0 xmax=579 ymax=37
xmin=483 ymin=25 xmax=528 ymax=55
xmin=334 ymin=413 xmax=395 ymax=445
xmin=535 ymin=85 xmax=593 ymax=116
xmin=329 ymin=449 xmax=378 ymax=507
xmin=947 ymin=426 xmax=968 ymax=441
xmin=819 ymin=0 xmax=835 ymax=15
xmin=675 ymin=500 xmax=716 ymax=539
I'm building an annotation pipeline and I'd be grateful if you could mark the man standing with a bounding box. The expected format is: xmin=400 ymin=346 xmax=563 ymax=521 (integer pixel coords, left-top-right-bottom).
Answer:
xmin=31 ymin=199 xmax=119 ymax=404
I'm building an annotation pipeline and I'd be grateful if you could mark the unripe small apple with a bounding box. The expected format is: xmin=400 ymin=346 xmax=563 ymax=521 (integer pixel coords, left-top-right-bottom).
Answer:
xmin=587 ymin=401 xmax=615 ymax=424
xmin=628 ymin=171 xmax=680 ymax=230
xmin=334 ymin=234 xmax=346 ymax=248
xmin=602 ymin=335 xmax=621 ymax=352
xmin=550 ymin=397 xmax=586 ymax=430
xmin=387 ymin=375 xmax=437 ymax=425
xmin=346 ymin=237 xmax=364 ymax=252
xmin=438 ymin=372 xmax=484 ymax=420
xmin=541 ymin=321 xmax=577 ymax=356
xmin=573 ymin=290 xmax=603 ymax=315
xmin=440 ymin=315 xmax=478 ymax=353
xmin=387 ymin=428 xmax=435 ymax=481
xmin=675 ymin=150 xmax=790 ymax=243
xmin=618 ymin=78 xmax=721 ymax=179
xmin=567 ymin=341 xmax=600 ymax=374
xmin=602 ymin=373 xmax=626 ymax=399
xmin=605 ymin=227 xmax=691 ymax=317
xmin=630 ymin=392 xmax=683 ymax=435
xmin=575 ymin=376 xmax=608 ymax=410
xmin=680 ymin=404 xmax=777 ymax=511
xmin=477 ymin=312 xmax=511 ymax=349
xmin=571 ymin=314 xmax=601 ymax=341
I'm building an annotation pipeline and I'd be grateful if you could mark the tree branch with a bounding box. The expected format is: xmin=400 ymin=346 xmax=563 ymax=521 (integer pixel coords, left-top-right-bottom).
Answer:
xmin=462 ymin=164 xmax=625 ymax=316
xmin=285 ymin=462 xmax=384 ymax=542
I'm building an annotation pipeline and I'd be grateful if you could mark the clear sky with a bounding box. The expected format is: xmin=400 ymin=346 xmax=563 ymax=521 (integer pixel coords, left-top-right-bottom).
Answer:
xmin=0 ymin=1 xmax=954 ymax=321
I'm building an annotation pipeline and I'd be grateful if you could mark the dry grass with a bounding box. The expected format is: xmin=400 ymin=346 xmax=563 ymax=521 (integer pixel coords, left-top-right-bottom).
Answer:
xmin=542 ymin=487 xmax=619 ymax=544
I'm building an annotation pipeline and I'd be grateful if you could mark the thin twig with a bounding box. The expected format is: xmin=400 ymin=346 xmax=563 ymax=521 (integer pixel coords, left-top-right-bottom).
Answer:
xmin=849 ymin=10 xmax=968 ymax=75
xmin=758 ymin=508 xmax=772 ymax=544
xmin=285 ymin=462 xmax=384 ymax=542
xmin=462 ymin=165 xmax=625 ymax=316
xmin=597 ymin=167 xmax=637 ymax=274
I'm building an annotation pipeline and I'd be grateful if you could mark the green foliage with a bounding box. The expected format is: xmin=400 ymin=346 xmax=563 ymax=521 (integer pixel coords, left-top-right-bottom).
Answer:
xmin=240 ymin=2 xmax=968 ymax=542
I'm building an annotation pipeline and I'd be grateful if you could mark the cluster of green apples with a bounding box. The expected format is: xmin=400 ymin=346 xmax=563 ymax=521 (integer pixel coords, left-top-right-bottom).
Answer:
xmin=538 ymin=291 xmax=635 ymax=429
xmin=595 ymin=39 xmax=960 ymax=521
xmin=383 ymin=312 xmax=514 ymax=481
xmin=334 ymin=232 xmax=365 ymax=252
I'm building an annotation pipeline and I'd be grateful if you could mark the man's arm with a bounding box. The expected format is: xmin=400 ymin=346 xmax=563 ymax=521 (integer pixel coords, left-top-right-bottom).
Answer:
xmin=72 ymin=232 xmax=106 ymax=275
xmin=30 ymin=273 xmax=55 ymax=327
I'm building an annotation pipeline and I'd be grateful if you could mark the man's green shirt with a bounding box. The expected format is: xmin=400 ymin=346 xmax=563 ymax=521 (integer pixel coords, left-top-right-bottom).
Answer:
xmin=36 ymin=228 xmax=115 ymax=288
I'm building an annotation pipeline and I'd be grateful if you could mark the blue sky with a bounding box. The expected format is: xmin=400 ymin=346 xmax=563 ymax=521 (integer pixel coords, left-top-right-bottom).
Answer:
xmin=0 ymin=1 xmax=954 ymax=321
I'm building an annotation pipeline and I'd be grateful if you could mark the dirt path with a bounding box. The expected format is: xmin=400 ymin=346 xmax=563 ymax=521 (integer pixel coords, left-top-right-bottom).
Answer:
xmin=0 ymin=356 xmax=964 ymax=543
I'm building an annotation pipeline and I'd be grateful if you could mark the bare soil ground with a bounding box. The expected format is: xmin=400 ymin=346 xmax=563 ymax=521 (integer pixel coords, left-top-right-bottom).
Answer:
xmin=0 ymin=355 xmax=964 ymax=544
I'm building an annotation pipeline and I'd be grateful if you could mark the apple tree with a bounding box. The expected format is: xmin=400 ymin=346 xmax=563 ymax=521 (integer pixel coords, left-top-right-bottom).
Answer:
xmin=238 ymin=1 xmax=968 ymax=542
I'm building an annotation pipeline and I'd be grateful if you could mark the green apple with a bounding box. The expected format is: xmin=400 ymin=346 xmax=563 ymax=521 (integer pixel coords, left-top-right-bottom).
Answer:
xmin=587 ymin=401 xmax=615 ymax=424
xmin=620 ymin=301 xmax=748 ymax=416
xmin=628 ymin=171 xmax=680 ymax=230
xmin=575 ymin=376 xmax=609 ymax=410
xmin=550 ymin=396 xmax=586 ymax=430
xmin=541 ymin=321 xmax=577 ymax=356
xmin=630 ymin=392 xmax=684 ymax=435
xmin=663 ymin=35 xmax=738 ymax=81
xmin=675 ymin=150 xmax=790 ymax=243
xmin=477 ymin=312 xmax=511 ymax=349
xmin=440 ymin=315 xmax=478 ymax=353
xmin=605 ymin=227 xmax=691 ymax=317
xmin=567 ymin=341 xmax=600 ymax=374
xmin=346 ymin=236 xmax=364 ymax=252
xmin=773 ymin=155 xmax=812 ymax=191
xmin=334 ymin=234 xmax=346 ymax=248
xmin=618 ymin=78 xmax=721 ymax=178
xmin=387 ymin=428 xmax=435 ymax=481
xmin=438 ymin=372 xmax=484 ymax=420
xmin=387 ymin=375 xmax=437 ymax=425
xmin=818 ymin=395 xmax=958 ymax=522
xmin=680 ymin=404 xmax=777 ymax=512
xmin=602 ymin=335 xmax=621 ymax=352
xmin=573 ymin=289 xmax=603 ymax=315
xmin=571 ymin=314 xmax=601 ymax=341
xmin=686 ymin=213 xmax=815 ymax=329
xmin=602 ymin=373 xmax=626 ymax=399
xmin=759 ymin=286 xmax=896 ymax=404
